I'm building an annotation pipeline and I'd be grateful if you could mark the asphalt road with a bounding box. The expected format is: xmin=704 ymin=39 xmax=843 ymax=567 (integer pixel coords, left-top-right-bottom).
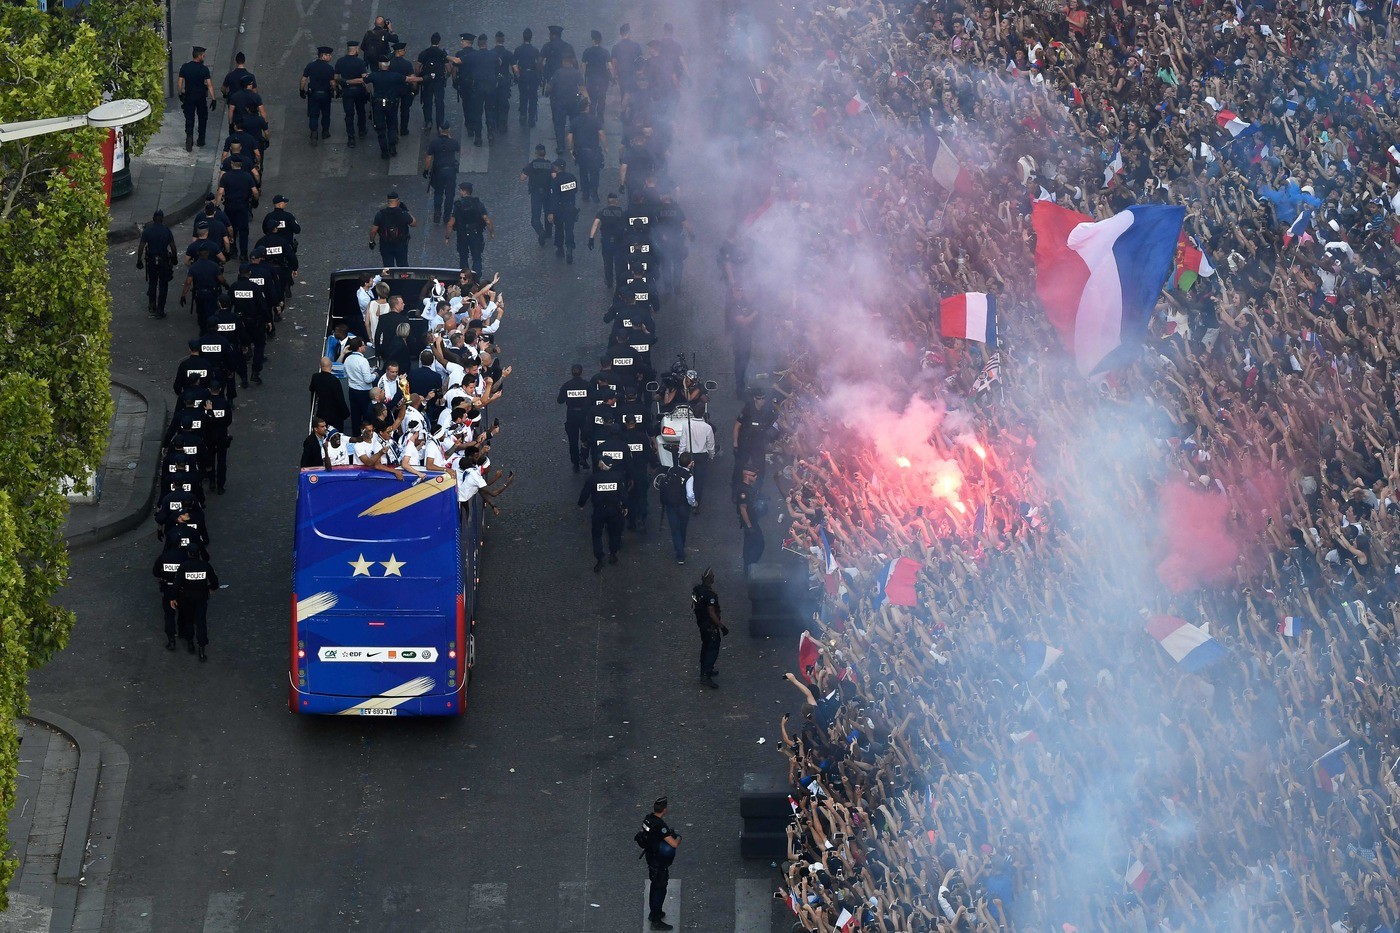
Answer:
xmin=33 ymin=0 xmax=797 ymax=930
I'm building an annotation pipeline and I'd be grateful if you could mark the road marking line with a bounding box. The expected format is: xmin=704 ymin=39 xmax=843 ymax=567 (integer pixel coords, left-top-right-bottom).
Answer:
xmin=557 ymin=880 xmax=590 ymax=931
xmin=469 ymin=882 xmax=508 ymax=930
xmin=640 ymin=877 xmax=680 ymax=932
xmin=201 ymin=891 xmax=244 ymax=932
xmin=735 ymin=878 xmax=772 ymax=932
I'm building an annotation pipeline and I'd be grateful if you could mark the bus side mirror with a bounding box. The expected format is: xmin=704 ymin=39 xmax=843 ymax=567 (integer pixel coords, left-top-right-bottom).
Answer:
xmin=644 ymin=381 xmax=660 ymax=393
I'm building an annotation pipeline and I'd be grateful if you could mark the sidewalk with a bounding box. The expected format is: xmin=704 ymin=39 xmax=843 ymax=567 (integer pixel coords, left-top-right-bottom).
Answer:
xmin=0 ymin=712 xmax=130 ymax=933
xmin=108 ymin=0 xmax=255 ymax=244
xmin=63 ymin=376 xmax=166 ymax=550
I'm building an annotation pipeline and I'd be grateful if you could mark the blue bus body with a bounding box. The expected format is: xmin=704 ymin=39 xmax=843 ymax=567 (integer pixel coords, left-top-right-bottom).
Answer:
xmin=289 ymin=468 xmax=481 ymax=716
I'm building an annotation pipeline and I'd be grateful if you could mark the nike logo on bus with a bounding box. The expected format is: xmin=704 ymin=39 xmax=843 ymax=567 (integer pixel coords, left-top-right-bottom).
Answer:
xmin=367 ymin=652 xmax=381 ymax=657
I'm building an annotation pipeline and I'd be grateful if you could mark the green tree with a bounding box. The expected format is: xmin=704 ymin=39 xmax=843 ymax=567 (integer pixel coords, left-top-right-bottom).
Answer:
xmin=0 ymin=2 xmax=164 ymax=907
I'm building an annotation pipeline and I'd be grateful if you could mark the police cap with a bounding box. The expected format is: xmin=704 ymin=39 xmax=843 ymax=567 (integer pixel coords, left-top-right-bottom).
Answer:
xmin=386 ymin=190 xmax=400 ymax=200
xmin=548 ymin=25 xmax=563 ymax=34
xmin=273 ymin=194 xmax=288 ymax=204
xmin=193 ymin=46 xmax=207 ymax=55
xmin=347 ymin=39 xmax=360 ymax=48
xmin=392 ymin=41 xmax=407 ymax=50
xmin=552 ymin=158 xmax=566 ymax=168
xmin=653 ymin=797 xmax=668 ymax=811
xmin=240 ymin=73 xmax=255 ymax=87
xmin=460 ymin=32 xmax=474 ymax=41
xmin=188 ymin=338 xmax=202 ymax=351
xmin=317 ymin=46 xmax=334 ymax=55
xmin=495 ymin=31 xmax=505 ymax=39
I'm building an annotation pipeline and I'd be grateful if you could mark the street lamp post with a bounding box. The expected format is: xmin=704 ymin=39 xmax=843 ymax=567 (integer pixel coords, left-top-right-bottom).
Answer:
xmin=0 ymin=98 xmax=152 ymax=144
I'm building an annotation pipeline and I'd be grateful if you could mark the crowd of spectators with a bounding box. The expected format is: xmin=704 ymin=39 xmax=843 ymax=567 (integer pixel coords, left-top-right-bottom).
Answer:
xmin=713 ymin=0 xmax=1400 ymax=927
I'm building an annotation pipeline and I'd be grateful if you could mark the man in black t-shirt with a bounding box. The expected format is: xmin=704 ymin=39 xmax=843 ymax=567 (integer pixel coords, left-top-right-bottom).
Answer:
xmin=640 ymin=797 xmax=680 ymax=930
xmin=443 ymin=182 xmax=493 ymax=275
xmin=177 ymin=46 xmax=215 ymax=150
xmin=369 ymin=192 xmax=416 ymax=267
xmin=691 ymin=569 xmax=726 ymax=687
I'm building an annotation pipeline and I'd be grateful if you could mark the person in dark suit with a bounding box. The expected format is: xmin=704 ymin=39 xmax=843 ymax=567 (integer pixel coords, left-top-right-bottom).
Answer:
xmin=309 ymin=356 xmax=350 ymax=431
xmin=301 ymin=417 xmax=331 ymax=468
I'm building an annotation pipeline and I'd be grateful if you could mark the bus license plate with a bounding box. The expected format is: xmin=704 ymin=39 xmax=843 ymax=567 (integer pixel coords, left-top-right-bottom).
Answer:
xmin=359 ymin=708 xmax=397 ymax=716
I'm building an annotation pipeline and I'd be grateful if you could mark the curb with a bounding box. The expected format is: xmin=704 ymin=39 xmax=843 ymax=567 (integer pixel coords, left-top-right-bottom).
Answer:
xmin=65 ymin=374 xmax=166 ymax=551
xmin=107 ymin=0 xmax=259 ymax=245
xmin=22 ymin=711 xmax=102 ymax=886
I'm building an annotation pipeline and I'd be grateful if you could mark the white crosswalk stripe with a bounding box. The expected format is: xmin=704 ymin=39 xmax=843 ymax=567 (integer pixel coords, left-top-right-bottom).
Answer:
xmin=201 ymin=891 xmax=244 ymax=932
xmin=468 ymin=882 xmax=508 ymax=931
xmin=640 ymin=877 xmax=680 ymax=932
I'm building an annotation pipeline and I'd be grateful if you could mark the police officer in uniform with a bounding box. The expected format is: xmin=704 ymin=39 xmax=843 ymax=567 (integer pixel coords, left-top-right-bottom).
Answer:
xmin=137 ymin=210 xmax=178 ymax=317
xmin=581 ymin=30 xmax=613 ymax=125
xmin=416 ymin=33 xmax=450 ymax=131
xmin=261 ymin=194 xmax=300 ymax=273
xmin=152 ymin=542 xmax=187 ymax=650
xmin=692 ymin=569 xmax=726 ymax=687
xmin=546 ymin=159 xmax=580 ymax=263
xmin=512 ymin=28 xmax=541 ymax=127
xmin=300 ymin=46 xmax=338 ymax=143
xmin=450 ymin=33 xmax=476 ymax=135
xmin=360 ymin=16 xmax=393 ymax=68
xmin=216 ymin=155 xmax=259 ymax=261
xmin=388 ymin=42 xmax=417 ymax=136
xmin=179 ymin=256 xmax=227 ymax=329
xmin=577 ymin=459 xmax=626 ymax=572
xmin=520 ymin=144 xmax=555 ymax=246
xmin=547 ymin=53 xmax=584 ymax=158
xmin=556 ymin=363 xmax=590 ymax=472
xmin=492 ymin=32 xmax=514 ymax=136
xmin=174 ymin=550 xmax=220 ymax=661
xmin=365 ymin=58 xmax=414 ymax=159
xmin=423 ymin=123 xmax=461 ymax=223
xmin=177 ymin=46 xmax=215 ymax=151
xmin=567 ymin=99 xmax=605 ymax=203
xmin=369 ymin=191 xmax=416 ymax=267
xmin=202 ymin=378 xmax=234 ymax=493
xmin=334 ymin=40 xmax=370 ymax=146
xmin=736 ymin=468 xmax=765 ymax=574
xmin=587 ymin=193 xmax=626 ymax=288
xmin=540 ymin=25 xmax=575 ymax=96
xmin=443 ymin=181 xmax=493 ymax=276
xmin=206 ymin=297 xmax=248 ymax=388
xmin=466 ymin=33 xmax=497 ymax=145
xmin=640 ymin=798 xmax=680 ymax=930
xmin=230 ymin=263 xmax=270 ymax=383
xmin=620 ymin=414 xmax=654 ymax=530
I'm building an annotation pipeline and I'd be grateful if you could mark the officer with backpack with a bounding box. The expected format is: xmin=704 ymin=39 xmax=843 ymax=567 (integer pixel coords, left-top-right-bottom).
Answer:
xmin=692 ymin=568 xmax=727 ymax=688
xmin=369 ymin=191 xmax=416 ymax=267
xmin=658 ymin=453 xmax=697 ymax=563
xmin=636 ymin=797 xmax=680 ymax=930
xmin=423 ymin=123 xmax=462 ymax=223
xmin=577 ymin=458 xmax=626 ymax=573
xmin=443 ymin=181 xmax=493 ymax=275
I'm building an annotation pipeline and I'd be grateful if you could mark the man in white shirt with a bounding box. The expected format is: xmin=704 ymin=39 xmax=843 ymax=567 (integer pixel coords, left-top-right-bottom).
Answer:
xmin=676 ymin=414 xmax=716 ymax=507
xmin=377 ymin=361 xmax=404 ymax=410
xmin=343 ymin=338 xmax=376 ymax=432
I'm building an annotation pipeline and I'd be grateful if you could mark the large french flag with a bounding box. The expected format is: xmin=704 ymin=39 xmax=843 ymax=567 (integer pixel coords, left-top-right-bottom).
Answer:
xmin=1032 ymin=202 xmax=1184 ymax=375
xmin=873 ymin=557 xmax=921 ymax=608
xmin=939 ymin=292 xmax=997 ymax=345
xmin=1146 ymin=615 xmax=1227 ymax=673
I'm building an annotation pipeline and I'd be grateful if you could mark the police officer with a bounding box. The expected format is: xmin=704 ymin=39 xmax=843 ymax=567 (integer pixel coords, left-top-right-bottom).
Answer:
xmin=177 ymin=46 xmax=215 ymax=151
xmin=612 ymin=23 xmax=643 ymax=100
xmin=654 ymin=191 xmax=692 ymax=296
xmin=369 ymin=191 xmax=416 ymax=267
xmin=640 ymin=798 xmax=680 ymax=930
xmin=202 ymin=377 xmax=234 ymax=493
xmin=581 ymin=30 xmax=613 ymax=125
xmin=298 ymin=47 xmax=336 ymax=144
xmin=220 ymin=51 xmax=253 ymax=105
xmin=174 ymin=549 xmax=220 ymax=661
xmin=450 ymin=33 xmax=477 ymax=136
xmin=736 ymin=468 xmax=765 ymax=574
xmin=152 ymin=541 xmax=187 ymax=650
xmin=423 ymin=123 xmax=461 ymax=223
xmin=556 ymin=363 xmax=590 ymax=472
xmin=417 ymin=33 xmax=450 ymax=131
xmin=389 ymin=42 xmax=417 ymax=136
xmin=137 ymin=210 xmax=178 ymax=317
xmin=577 ymin=459 xmax=626 ymax=572
xmin=692 ymin=568 xmax=726 ymax=687
xmin=658 ymin=453 xmax=696 ymax=563
xmin=520 ymin=144 xmax=555 ymax=246
xmin=586 ymin=192 xmax=626 ymax=288
xmin=620 ymin=413 xmax=654 ymax=530
xmin=247 ymin=246 xmax=286 ymax=329
xmin=443 ymin=181 xmax=493 ymax=276
xmin=466 ymin=33 xmax=497 ymax=145
xmin=546 ymin=159 xmax=580 ymax=263
xmin=540 ymin=25 xmax=575 ymax=94
xmin=205 ymin=296 xmax=248 ymax=388
xmin=568 ymin=99 xmax=605 ymax=203
xmin=548 ymin=53 xmax=584 ymax=158
xmin=512 ymin=28 xmax=541 ymax=127
xmin=230 ymin=263 xmax=270 ymax=383
xmin=216 ymin=155 xmax=259 ymax=261
xmin=492 ymin=32 xmax=514 ymax=136
xmin=334 ymin=40 xmax=370 ymax=146
xmin=732 ymin=386 xmax=777 ymax=489
xmin=261 ymin=194 xmax=300 ymax=271
xmin=179 ymin=257 xmax=226 ymax=328
xmin=365 ymin=59 xmax=412 ymax=159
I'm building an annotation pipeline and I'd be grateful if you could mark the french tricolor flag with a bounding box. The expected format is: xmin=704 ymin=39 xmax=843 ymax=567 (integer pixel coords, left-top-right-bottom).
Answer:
xmin=1315 ymin=740 xmax=1350 ymax=793
xmin=1146 ymin=615 xmax=1227 ymax=672
xmin=835 ymin=907 xmax=856 ymax=930
xmin=1216 ymin=109 xmax=1258 ymax=138
xmin=1032 ymin=202 xmax=1184 ymax=375
xmin=1102 ymin=142 xmax=1123 ymax=188
xmin=1023 ymin=642 xmax=1063 ymax=679
xmin=798 ymin=631 xmax=822 ymax=680
xmin=1278 ymin=615 xmax=1299 ymax=637
xmin=939 ymin=292 xmax=997 ymax=345
xmin=845 ymin=92 xmax=868 ymax=116
xmin=927 ymin=134 xmax=972 ymax=193
xmin=874 ymin=557 xmax=921 ymax=608
xmin=1009 ymin=729 xmax=1040 ymax=745
xmin=1124 ymin=860 xmax=1151 ymax=893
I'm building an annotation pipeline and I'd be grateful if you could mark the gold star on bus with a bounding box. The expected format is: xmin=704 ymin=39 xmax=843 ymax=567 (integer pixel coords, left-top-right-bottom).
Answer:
xmin=348 ymin=554 xmax=374 ymax=576
xmin=380 ymin=554 xmax=405 ymax=576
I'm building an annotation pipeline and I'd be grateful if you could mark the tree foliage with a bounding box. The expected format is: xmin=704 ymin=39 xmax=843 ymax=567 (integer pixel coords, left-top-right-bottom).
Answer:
xmin=0 ymin=4 xmax=163 ymax=907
